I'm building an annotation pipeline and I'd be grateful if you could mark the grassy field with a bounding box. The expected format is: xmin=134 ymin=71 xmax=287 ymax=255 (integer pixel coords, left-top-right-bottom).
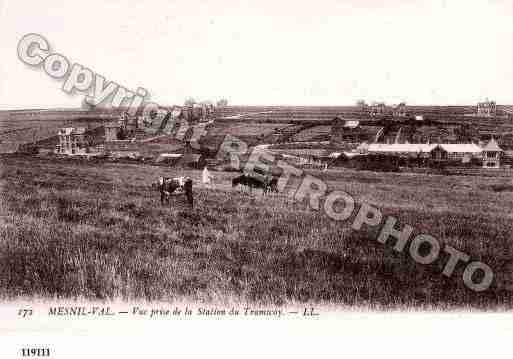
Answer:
xmin=1 ymin=155 xmax=512 ymax=309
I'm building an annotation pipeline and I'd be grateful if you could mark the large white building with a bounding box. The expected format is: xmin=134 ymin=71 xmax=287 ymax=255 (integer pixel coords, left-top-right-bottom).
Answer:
xmin=362 ymin=140 xmax=503 ymax=167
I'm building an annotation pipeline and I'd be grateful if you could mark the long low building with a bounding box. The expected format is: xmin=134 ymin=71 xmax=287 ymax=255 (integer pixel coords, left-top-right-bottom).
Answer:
xmin=361 ymin=140 xmax=503 ymax=168
xmin=366 ymin=143 xmax=482 ymax=158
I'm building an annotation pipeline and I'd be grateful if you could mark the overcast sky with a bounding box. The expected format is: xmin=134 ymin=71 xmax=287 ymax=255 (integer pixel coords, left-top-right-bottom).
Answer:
xmin=1 ymin=0 xmax=513 ymax=109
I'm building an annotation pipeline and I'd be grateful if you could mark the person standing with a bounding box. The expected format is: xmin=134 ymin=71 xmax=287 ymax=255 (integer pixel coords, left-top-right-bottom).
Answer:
xmin=184 ymin=178 xmax=194 ymax=208
xmin=202 ymin=166 xmax=213 ymax=186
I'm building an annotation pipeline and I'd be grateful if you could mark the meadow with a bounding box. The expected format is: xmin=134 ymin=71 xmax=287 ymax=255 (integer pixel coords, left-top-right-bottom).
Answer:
xmin=1 ymin=154 xmax=512 ymax=309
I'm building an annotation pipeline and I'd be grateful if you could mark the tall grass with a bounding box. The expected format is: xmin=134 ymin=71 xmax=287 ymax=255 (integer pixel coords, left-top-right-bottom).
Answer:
xmin=0 ymin=155 xmax=512 ymax=309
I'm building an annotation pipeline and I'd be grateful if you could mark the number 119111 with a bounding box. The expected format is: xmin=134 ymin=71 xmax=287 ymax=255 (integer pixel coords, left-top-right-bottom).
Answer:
xmin=21 ymin=348 xmax=50 ymax=357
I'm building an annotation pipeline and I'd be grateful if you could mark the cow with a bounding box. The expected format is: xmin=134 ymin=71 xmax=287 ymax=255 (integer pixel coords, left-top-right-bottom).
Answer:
xmin=231 ymin=174 xmax=249 ymax=189
xmin=264 ymin=176 xmax=279 ymax=194
xmin=155 ymin=176 xmax=194 ymax=207
xmin=232 ymin=173 xmax=278 ymax=195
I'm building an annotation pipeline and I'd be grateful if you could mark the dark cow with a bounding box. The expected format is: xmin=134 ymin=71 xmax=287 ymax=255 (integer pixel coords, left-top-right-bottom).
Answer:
xmin=232 ymin=173 xmax=278 ymax=194
xmin=231 ymin=174 xmax=247 ymax=189
xmin=232 ymin=174 xmax=262 ymax=191
xmin=156 ymin=176 xmax=194 ymax=207
xmin=264 ymin=176 xmax=279 ymax=194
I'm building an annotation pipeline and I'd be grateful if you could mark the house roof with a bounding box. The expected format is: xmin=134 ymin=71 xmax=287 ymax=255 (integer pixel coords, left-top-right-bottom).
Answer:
xmin=0 ymin=142 xmax=19 ymax=153
xmin=482 ymin=138 xmax=503 ymax=152
xmin=437 ymin=144 xmax=482 ymax=153
xmin=343 ymin=120 xmax=360 ymax=128
xmin=368 ymin=143 xmax=436 ymax=153
xmin=58 ymin=127 xmax=85 ymax=135
xmin=271 ymin=149 xmax=330 ymax=157
xmin=181 ymin=154 xmax=202 ymax=162
xmin=156 ymin=153 xmax=183 ymax=163
xmin=105 ymin=122 xmax=121 ymax=128
xmin=158 ymin=153 xmax=183 ymax=158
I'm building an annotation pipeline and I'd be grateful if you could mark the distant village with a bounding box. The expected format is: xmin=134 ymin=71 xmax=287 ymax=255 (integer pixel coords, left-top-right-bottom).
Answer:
xmin=1 ymin=99 xmax=513 ymax=175
xmin=51 ymin=102 xmax=216 ymax=168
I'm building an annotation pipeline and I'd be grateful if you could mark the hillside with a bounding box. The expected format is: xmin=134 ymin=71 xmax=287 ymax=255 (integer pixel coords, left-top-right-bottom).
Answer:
xmin=1 ymin=155 xmax=512 ymax=307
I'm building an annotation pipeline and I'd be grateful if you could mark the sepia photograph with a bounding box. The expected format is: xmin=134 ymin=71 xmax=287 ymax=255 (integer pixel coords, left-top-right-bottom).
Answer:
xmin=1 ymin=0 xmax=513 ymax=358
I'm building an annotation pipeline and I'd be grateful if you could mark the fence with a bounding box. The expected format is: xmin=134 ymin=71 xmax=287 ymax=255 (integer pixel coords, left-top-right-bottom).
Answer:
xmin=400 ymin=166 xmax=513 ymax=177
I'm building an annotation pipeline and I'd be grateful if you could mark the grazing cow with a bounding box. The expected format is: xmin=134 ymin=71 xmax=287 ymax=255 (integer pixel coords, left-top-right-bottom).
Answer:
xmin=264 ymin=176 xmax=279 ymax=194
xmin=156 ymin=176 xmax=193 ymax=207
xmin=231 ymin=174 xmax=248 ymax=189
xmin=232 ymin=173 xmax=274 ymax=194
xmin=246 ymin=176 xmax=266 ymax=191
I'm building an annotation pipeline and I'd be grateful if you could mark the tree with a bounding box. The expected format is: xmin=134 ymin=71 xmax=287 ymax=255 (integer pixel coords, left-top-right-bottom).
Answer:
xmin=356 ymin=99 xmax=367 ymax=115
xmin=217 ymin=98 xmax=228 ymax=107
xmin=184 ymin=97 xmax=196 ymax=106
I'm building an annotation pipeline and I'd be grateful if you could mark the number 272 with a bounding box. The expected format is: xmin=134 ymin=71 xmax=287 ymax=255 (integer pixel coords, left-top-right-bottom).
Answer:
xmin=17 ymin=309 xmax=33 ymax=318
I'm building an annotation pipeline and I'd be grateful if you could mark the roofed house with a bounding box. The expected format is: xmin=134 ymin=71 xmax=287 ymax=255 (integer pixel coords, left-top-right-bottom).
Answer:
xmin=477 ymin=100 xmax=497 ymax=117
xmin=55 ymin=127 xmax=87 ymax=155
xmin=393 ymin=102 xmax=407 ymax=117
xmin=367 ymin=143 xmax=435 ymax=155
xmin=270 ymin=149 xmax=331 ymax=167
xmin=481 ymin=138 xmax=503 ymax=168
xmin=155 ymin=153 xmax=183 ymax=165
xmin=0 ymin=142 xmax=20 ymax=154
xmin=171 ymin=107 xmax=183 ymax=119
xmin=177 ymin=153 xmax=206 ymax=169
xmin=105 ymin=122 xmax=121 ymax=141
xmin=343 ymin=120 xmax=360 ymax=129
xmin=370 ymin=103 xmax=388 ymax=116
xmin=430 ymin=144 xmax=483 ymax=161
xmin=365 ymin=143 xmax=483 ymax=162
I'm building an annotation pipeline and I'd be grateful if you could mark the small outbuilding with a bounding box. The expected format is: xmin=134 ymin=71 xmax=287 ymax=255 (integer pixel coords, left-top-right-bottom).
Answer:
xmin=481 ymin=138 xmax=503 ymax=168
xmin=177 ymin=154 xmax=206 ymax=169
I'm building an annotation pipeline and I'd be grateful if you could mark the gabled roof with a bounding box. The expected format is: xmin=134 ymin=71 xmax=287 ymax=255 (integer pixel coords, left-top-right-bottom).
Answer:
xmin=482 ymin=138 xmax=503 ymax=152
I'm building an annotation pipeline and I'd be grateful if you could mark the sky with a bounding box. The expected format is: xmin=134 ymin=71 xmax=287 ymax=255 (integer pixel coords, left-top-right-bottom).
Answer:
xmin=1 ymin=0 xmax=513 ymax=109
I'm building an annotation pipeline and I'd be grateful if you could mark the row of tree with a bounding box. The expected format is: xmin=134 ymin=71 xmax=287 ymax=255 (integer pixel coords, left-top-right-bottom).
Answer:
xmin=184 ymin=98 xmax=228 ymax=107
